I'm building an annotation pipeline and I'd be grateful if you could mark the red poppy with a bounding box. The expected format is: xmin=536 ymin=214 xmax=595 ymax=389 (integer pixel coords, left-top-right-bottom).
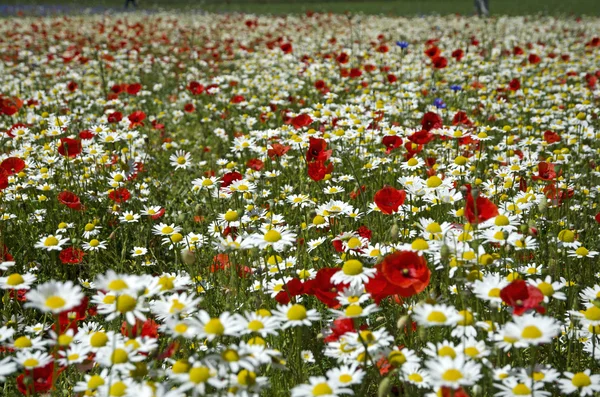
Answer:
xmin=349 ymin=68 xmax=362 ymax=78
xmin=107 ymin=111 xmax=123 ymax=123
xmin=379 ymin=250 xmax=430 ymax=294
xmin=432 ymin=56 xmax=448 ymax=69
xmin=67 ymin=81 xmax=78 ymax=92
xmin=324 ymin=317 xmax=355 ymax=342
xmin=374 ymin=186 xmax=406 ymax=214
xmin=230 ymin=95 xmax=245 ymax=104
xmin=304 ymin=267 xmax=345 ymax=308
xmin=440 ymin=387 xmax=470 ymax=397
xmin=128 ymin=110 xmax=146 ymax=128
xmin=424 ymin=46 xmax=441 ymax=58
xmin=382 ymin=135 xmax=403 ymax=154
xmin=306 ymin=137 xmax=332 ymax=162
xmin=59 ymin=247 xmax=85 ymax=264
xmin=532 ymin=162 xmax=557 ymax=181
xmin=421 ymin=112 xmax=442 ymax=131
xmin=79 ymin=129 xmax=95 ymax=140
xmin=221 ymin=171 xmax=242 ymax=188
xmin=0 ymin=168 xmax=8 ymax=190
xmin=464 ymin=186 xmax=499 ymax=224
xmin=246 ymin=158 xmax=264 ymax=171
xmin=387 ymin=74 xmax=397 ymax=83
xmin=108 ymin=188 xmax=131 ymax=203
xmin=451 ymin=48 xmax=464 ymax=61
xmin=274 ymin=278 xmax=304 ymax=305
xmin=500 ymin=279 xmax=544 ymax=316
xmin=291 ymin=113 xmax=313 ymax=130
xmin=126 ymin=83 xmax=142 ymax=95
xmin=543 ymin=130 xmax=561 ymax=144
xmin=16 ymin=362 xmax=63 ymax=395
xmin=356 ymin=225 xmax=372 ymax=240
xmin=451 ymin=111 xmax=472 ymax=127
xmin=528 ymin=53 xmax=541 ymax=64
xmin=0 ymin=243 xmax=13 ymax=261
xmin=188 ymin=81 xmax=204 ymax=95
xmin=595 ymin=213 xmax=600 ymax=224
xmin=122 ymin=318 xmax=159 ymax=339
xmin=508 ymin=78 xmax=521 ymax=91
xmin=57 ymin=137 xmax=82 ymax=158
xmin=184 ymin=103 xmax=195 ymax=113
xmin=280 ymin=42 xmax=293 ymax=54
xmin=315 ymin=80 xmax=327 ymax=91
xmin=307 ymin=160 xmax=333 ymax=182
xmin=56 ymin=296 xmax=88 ymax=333
xmin=267 ymin=143 xmax=291 ymax=159
xmin=58 ymin=191 xmax=83 ymax=210
xmin=0 ymin=96 xmax=23 ymax=116
xmin=1 ymin=157 xmax=25 ymax=175
xmin=336 ymin=52 xmax=349 ymax=64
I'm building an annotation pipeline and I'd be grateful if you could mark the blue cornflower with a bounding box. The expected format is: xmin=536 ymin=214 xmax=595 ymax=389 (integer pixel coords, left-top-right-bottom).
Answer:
xmin=433 ymin=98 xmax=446 ymax=109
xmin=396 ymin=41 xmax=409 ymax=49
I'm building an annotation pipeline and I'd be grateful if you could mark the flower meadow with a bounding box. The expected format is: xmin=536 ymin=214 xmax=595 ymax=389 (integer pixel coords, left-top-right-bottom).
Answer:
xmin=1 ymin=11 xmax=600 ymax=397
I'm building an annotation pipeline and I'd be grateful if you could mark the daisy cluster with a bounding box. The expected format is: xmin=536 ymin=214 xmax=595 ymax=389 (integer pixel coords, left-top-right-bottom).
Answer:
xmin=0 ymin=10 xmax=599 ymax=397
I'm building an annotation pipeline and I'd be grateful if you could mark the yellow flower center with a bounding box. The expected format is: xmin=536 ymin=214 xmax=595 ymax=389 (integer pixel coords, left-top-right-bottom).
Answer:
xmin=347 ymin=237 xmax=362 ymax=249
xmin=407 ymin=158 xmax=418 ymax=167
xmin=116 ymin=294 xmax=137 ymax=313
xmin=44 ymin=236 xmax=59 ymax=246
xmin=345 ymin=304 xmax=363 ymax=317
xmin=161 ymin=226 xmax=174 ymax=234
xmin=172 ymin=360 xmax=190 ymax=373
xmin=222 ymin=349 xmax=239 ymax=362
xmin=87 ymin=375 xmax=105 ymax=389
xmin=426 ymin=222 xmax=442 ymax=233
xmin=238 ymin=369 xmax=257 ymax=386
xmin=426 ymin=311 xmax=447 ymax=323
xmin=538 ymin=282 xmax=554 ymax=296
xmin=488 ymin=288 xmax=501 ymax=298
xmin=512 ymin=384 xmax=531 ymax=395
xmin=572 ymin=372 xmax=592 ymax=388
xmin=286 ymin=304 xmax=307 ymax=321
xmin=23 ymin=358 xmax=39 ymax=368
xmin=108 ymin=279 xmax=128 ymax=291
xmin=558 ymin=229 xmax=575 ymax=242
xmin=205 ymin=318 xmax=225 ymax=335
xmin=174 ymin=323 xmax=188 ymax=334
xmin=189 ymin=367 xmax=211 ymax=384
xmin=442 ymin=369 xmax=463 ymax=382
xmin=464 ymin=347 xmax=480 ymax=357
xmin=248 ymin=320 xmax=264 ymax=332
xmin=408 ymin=373 xmax=423 ymax=382
xmin=14 ymin=336 xmax=32 ymax=348
xmin=585 ymin=306 xmax=600 ymax=321
xmin=312 ymin=215 xmax=326 ymax=225
xmin=89 ymin=239 xmax=100 ymax=247
xmin=58 ymin=334 xmax=73 ymax=346
xmin=264 ymin=230 xmax=282 ymax=243
xmin=176 ymin=156 xmax=186 ymax=165
xmin=109 ymin=381 xmax=127 ymax=397
xmin=45 ymin=295 xmax=66 ymax=310
xmin=521 ymin=325 xmax=543 ymax=339
xmin=438 ymin=346 xmax=456 ymax=358
xmin=111 ymin=348 xmax=129 ymax=364
xmin=90 ymin=332 xmax=108 ymax=347
xmin=454 ymin=156 xmax=468 ymax=166
xmin=495 ymin=215 xmax=510 ymax=226
xmin=427 ymin=175 xmax=442 ymax=188
xmin=224 ymin=210 xmax=238 ymax=222
xmin=388 ymin=350 xmax=406 ymax=367
xmin=7 ymin=273 xmax=24 ymax=286
xmin=342 ymin=260 xmax=363 ymax=275
xmin=339 ymin=374 xmax=353 ymax=383
xmin=411 ymin=238 xmax=429 ymax=250
xmin=576 ymin=247 xmax=589 ymax=256
xmin=312 ymin=383 xmax=333 ymax=396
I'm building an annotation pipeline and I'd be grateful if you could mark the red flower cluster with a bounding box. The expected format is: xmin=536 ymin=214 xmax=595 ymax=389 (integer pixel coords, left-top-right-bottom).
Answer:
xmin=500 ymin=279 xmax=544 ymax=315
xmin=306 ymin=137 xmax=333 ymax=181
xmin=366 ymin=250 xmax=431 ymax=303
xmin=374 ymin=186 xmax=406 ymax=214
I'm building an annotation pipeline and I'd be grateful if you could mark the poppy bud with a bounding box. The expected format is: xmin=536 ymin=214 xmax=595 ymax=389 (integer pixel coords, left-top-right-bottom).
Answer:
xmin=389 ymin=223 xmax=399 ymax=240
xmin=396 ymin=315 xmax=409 ymax=330
xmin=378 ymin=376 xmax=393 ymax=397
xmin=181 ymin=249 xmax=196 ymax=265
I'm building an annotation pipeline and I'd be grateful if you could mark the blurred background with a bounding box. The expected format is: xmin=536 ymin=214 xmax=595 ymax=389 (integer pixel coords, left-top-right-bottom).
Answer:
xmin=0 ymin=0 xmax=598 ymax=16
